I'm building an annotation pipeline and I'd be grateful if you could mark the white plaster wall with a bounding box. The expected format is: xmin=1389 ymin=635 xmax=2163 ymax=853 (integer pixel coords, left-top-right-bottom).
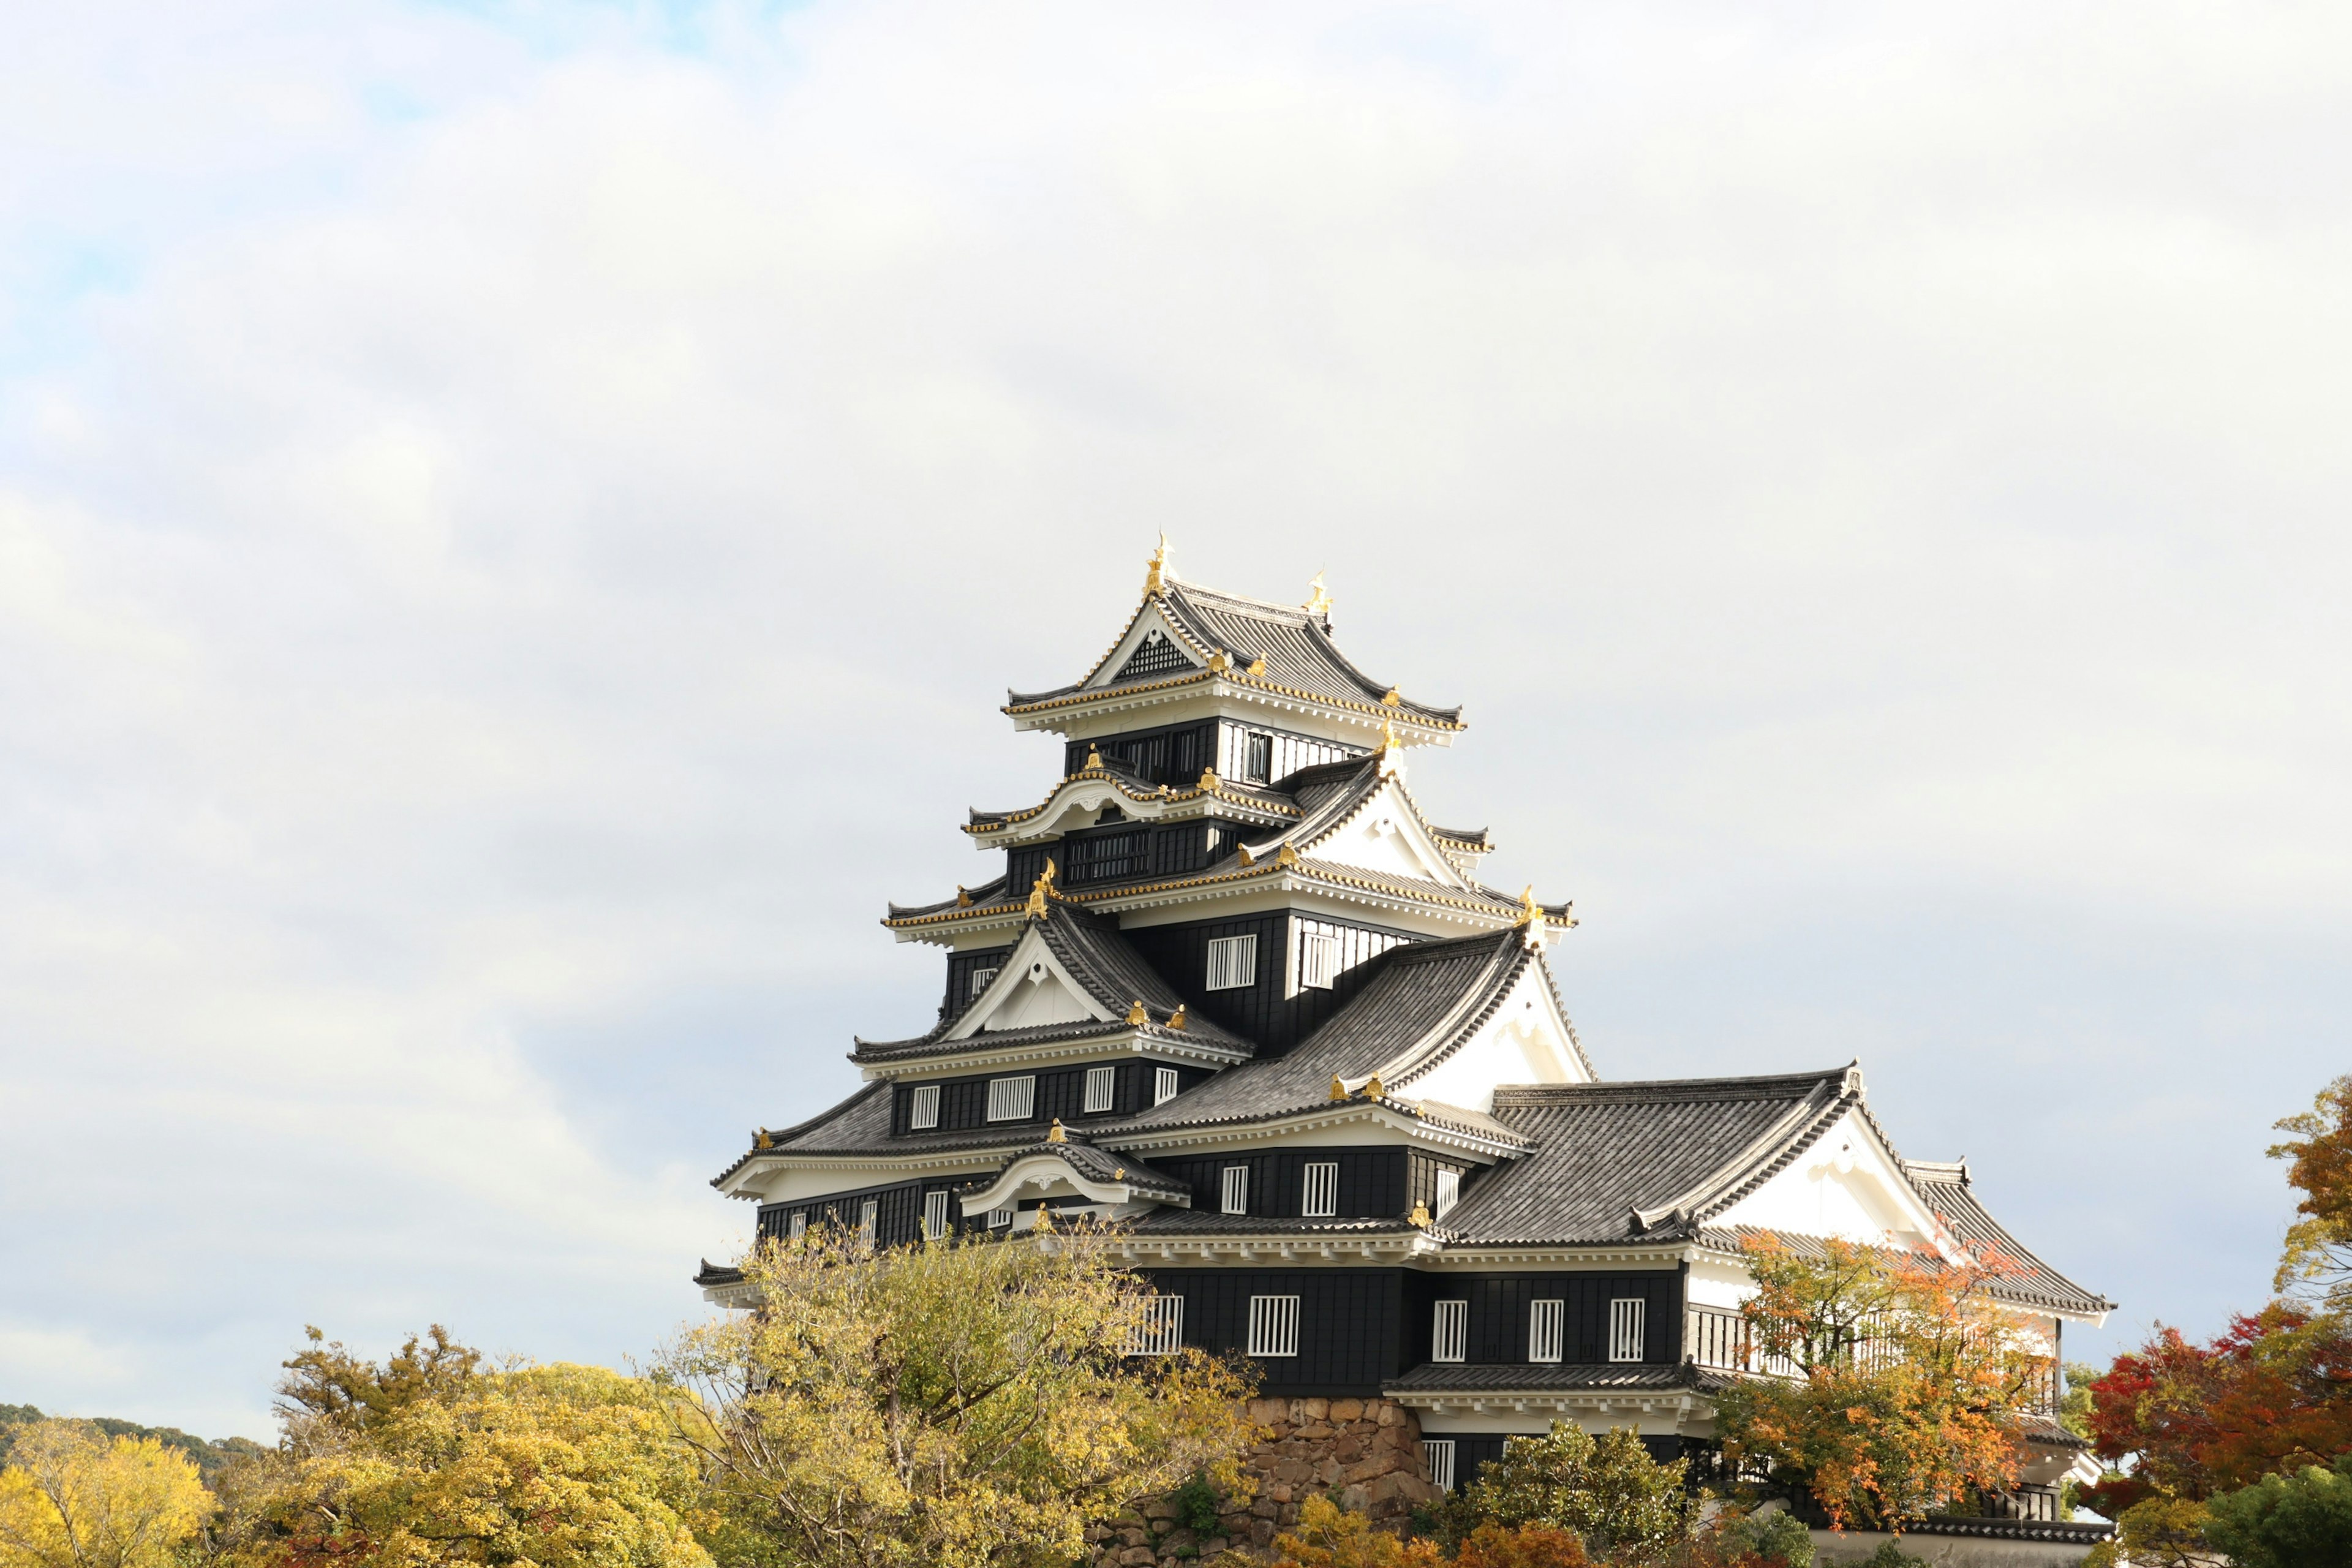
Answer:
xmin=1714 ymin=1107 xmax=1942 ymax=1246
xmin=1404 ymin=961 xmax=1588 ymax=1112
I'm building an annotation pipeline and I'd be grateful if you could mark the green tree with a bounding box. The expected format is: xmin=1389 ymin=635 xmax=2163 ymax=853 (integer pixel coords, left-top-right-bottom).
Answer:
xmin=1457 ymin=1422 xmax=1689 ymax=1560
xmin=2201 ymin=1452 xmax=2352 ymax=1568
xmin=1712 ymin=1234 xmax=2052 ymax=1531
xmin=2270 ymin=1074 xmax=2352 ymax=1313
xmin=0 ymin=1420 xmax=211 ymax=1568
xmin=660 ymin=1219 xmax=1259 ymax=1568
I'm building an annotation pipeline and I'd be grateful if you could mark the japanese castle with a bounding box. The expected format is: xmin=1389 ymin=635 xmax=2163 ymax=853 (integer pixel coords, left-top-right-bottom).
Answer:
xmin=701 ymin=544 xmax=2111 ymax=1515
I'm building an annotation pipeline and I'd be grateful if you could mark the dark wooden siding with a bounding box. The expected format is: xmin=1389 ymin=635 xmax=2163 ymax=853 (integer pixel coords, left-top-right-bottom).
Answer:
xmin=1125 ymin=910 xmax=1417 ymax=1055
xmin=1213 ymin=720 xmax=1360 ymax=786
xmin=890 ymin=1060 xmax=1215 ymax=1136
xmin=1139 ymin=1267 xmax=1406 ymax=1395
xmin=1150 ymin=1147 xmax=1406 ymax=1219
xmin=1406 ymin=1152 xmax=1480 ymax=1216
xmin=1401 ymin=1271 xmax=1683 ymax=1368
xmin=1064 ymin=721 xmax=1218 ymax=786
xmin=756 ymin=1177 xmax=978 ymax=1246
xmin=942 ymin=946 xmax=1013 ymax=1019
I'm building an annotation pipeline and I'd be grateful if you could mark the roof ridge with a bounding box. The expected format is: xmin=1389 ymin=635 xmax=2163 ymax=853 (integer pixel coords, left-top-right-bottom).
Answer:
xmin=1492 ymin=1066 xmax=1857 ymax=1104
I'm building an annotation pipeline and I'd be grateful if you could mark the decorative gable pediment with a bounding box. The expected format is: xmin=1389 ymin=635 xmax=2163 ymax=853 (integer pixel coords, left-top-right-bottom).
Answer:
xmin=1714 ymin=1106 xmax=1954 ymax=1254
xmin=1089 ymin=602 xmax=1205 ymax=690
xmin=1291 ymin=772 xmax=1475 ymax=890
xmin=1398 ymin=954 xmax=1592 ymax=1112
xmin=946 ymin=924 xmax=1118 ymax=1039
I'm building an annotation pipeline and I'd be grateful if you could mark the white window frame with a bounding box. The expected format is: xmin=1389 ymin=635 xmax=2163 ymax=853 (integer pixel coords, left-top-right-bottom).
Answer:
xmin=1206 ymin=933 xmax=1258 ymax=991
xmin=1434 ymin=1168 xmax=1460 ymax=1219
xmin=908 ymin=1084 xmax=940 ymax=1131
xmin=1302 ymin=1161 xmax=1338 ymax=1218
xmin=988 ymin=1204 xmax=1014 ymax=1228
xmin=1609 ymin=1297 xmax=1646 ymax=1363
xmin=985 ymin=1076 xmax=1036 ymax=1122
xmin=788 ymin=1210 xmax=806 ymax=1241
xmin=1247 ymin=1295 xmax=1300 ymax=1358
xmin=1432 ymin=1298 xmax=1468 ymax=1363
xmin=858 ymin=1199 xmax=878 ymax=1247
xmin=1129 ymin=1295 xmax=1184 ymax=1355
xmin=1298 ymin=930 xmax=1340 ymax=990
xmin=968 ymin=966 xmax=998 ymax=999
xmin=1422 ymin=1438 xmax=1456 ymax=1492
xmin=1245 ymin=732 xmax=1273 ymax=783
xmin=1083 ymin=1065 xmax=1116 ymax=1114
xmin=923 ymin=1189 xmax=951 ymax=1241
xmin=1154 ymin=1066 xmax=1180 ymax=1106
xmin=1221 ymin=1166 xmax=1250 ymax=1215
xmin=1528 ymin=1298 xmax=1564 ymax=1364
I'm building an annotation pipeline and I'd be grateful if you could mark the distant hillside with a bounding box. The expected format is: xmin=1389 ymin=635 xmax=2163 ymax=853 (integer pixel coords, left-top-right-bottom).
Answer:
xmin=0 ymin=1403 xmax=268 ymax=1481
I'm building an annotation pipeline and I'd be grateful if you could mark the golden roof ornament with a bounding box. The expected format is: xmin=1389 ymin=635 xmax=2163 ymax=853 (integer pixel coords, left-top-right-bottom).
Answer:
xmin=1248 ymin=657 xmax=1266 ymax=676
xmin=1046 ymin=1118 xmax=1066 ymax=1143
xmin=1408 ymin=1200 xmax=1431 ymax=1228
xmin=1381 ymin=687 xmax=1402 ymax=706
xmin=1126 ymin=999 xmax=1148 ymax=1027
xmin=1304 ymin=570 xmax=1332 ymax=617
xmin=753 ymin=1128 xmax=773 ymax=1150
xmin=1236 ymin=843 xmax=1254 ymax=867
xmin=1024 ymin=859 xmax=1057 ymax=919
xmin=1084 ymin=746 xmax=1104 ymax=770
xmin=1518 ymin=886 xmax=1543 ymax=925
xmin=1330 ymin=1075 xmax=1348 ymax=1101
xmin=1168 ymin=1004 xmax=1188 ymax=1031
xmin=1198 ymin=766 xmax=1218 ymax=791
xmin=1275 ymin=842 xmax=1300 ymax=868
xmin=1113 ymin=1167 xmax=1126 ymax=1180
xmin=1363 ymin=1072 xmax=1384 ymax=1099
xmin=1208 ymin=649 xmax=1230 ymax=672
xmin=1144 ymin=535 xmax=1172 ymax=594
xmin=956 ymin=886 xmax=971 ymax=908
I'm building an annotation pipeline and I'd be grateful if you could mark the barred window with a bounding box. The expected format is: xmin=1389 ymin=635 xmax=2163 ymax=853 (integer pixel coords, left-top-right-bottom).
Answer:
xmin=1528 ymin=1298 xmax=1564 ymax=1364
xmin=1247 ymin=1295 xmax=1300 ymax=1358
xmin=1302 ymin=1161 xmax=1338 ymax=1218
xmin=1610 ymin=1298 xmax=1646 ymax=1363
xmin=923 ymin=1190 xmax=951 ymax=1241
xmin=1154 ymin=1066 xmax=1180 ymax=1106
xmin=1245 ymin=733 xmax=1273 ymax=783
xmin=989 ymin=1205 xmax=1014 ymax=1228
xmin=1298 ymin=931 xmax=1340 ymax=989
xmin=1129 ymin=1295 xmax=1184 ymax=1355
xmin=908 ymin=1084 xmax=940 ymax=1130
xmin=858 ymin=1199 xmax=878 ymax=1246
xmin=1084 ymin=1065 xmax=1116 ymax=1114
xmin=1432 ymin=1299 xmax=1468 ymax=1363
xmin=1221 ymin=1166 xmax=1250 ymax=1215
xmin=1422 ymin=1439 xmax=1456 ymax=1492
xmin=788 ymin=1210 xmax=806 ymax=1241
xmin=1207 ymin=934 xmax=1257 ymax=990
xmin=986 ymin=1076 xmax=1036 ymax=1121
xmin=1434 ymin=1169 xmax=1460 ymax=1219
xmin=969 ymin=967 xmax=998 ymax=999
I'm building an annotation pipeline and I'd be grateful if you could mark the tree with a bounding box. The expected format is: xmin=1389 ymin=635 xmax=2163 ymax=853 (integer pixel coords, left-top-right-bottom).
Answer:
xmin=1268 ymin=1496 xmax=1446 ymax=1568
xmin=0 ymin=1420 xmax=211 ymax=1568
xmin=1711 ymin=1233 xmax=2052 ymax=1530
xmin=2270 ymin=1074 xmax=2352 ymax=1313
xmin=660 ymin=1219 xmax=1259 ymax=1568
xmin=2201 ymin=1452 xmax=2352 ymax=1568
xmin=1457 ymin=1422 xmax=1690 ymax=1559
xmin=217 ymin=1330 xmax=710 ymax=1568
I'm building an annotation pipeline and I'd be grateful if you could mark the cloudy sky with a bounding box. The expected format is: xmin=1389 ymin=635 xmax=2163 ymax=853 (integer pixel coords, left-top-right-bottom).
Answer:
xmin=4 ymin=0 xmax=2348 ymax=1438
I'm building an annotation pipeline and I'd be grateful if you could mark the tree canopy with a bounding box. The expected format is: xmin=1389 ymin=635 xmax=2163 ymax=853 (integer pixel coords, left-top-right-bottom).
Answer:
xmin=0 ymin=1420 xmax=211 ymax=1568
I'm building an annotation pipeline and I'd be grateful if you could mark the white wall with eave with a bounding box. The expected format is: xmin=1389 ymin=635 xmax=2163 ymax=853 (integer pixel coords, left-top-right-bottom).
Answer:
xmin=1296 ymin=775 xmax=1470 ymax=889
xmin=946 ymin=926 xmax=1112 ymax=1037
xmin=1400 ymin=959 xmax=1589 ymax=1113
xmin=1712 ymin=1107 xmax=1945 ymax=1250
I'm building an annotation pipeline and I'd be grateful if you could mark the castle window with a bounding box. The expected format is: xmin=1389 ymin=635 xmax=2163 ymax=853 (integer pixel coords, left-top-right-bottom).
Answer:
xmin=1221 ymin=1166 xmax=1250 ymax=1215
xmin=1432 ymin=1299 xmax=1468 ymax=1363
xmin=989 ymin=1205 xmax=1014 ymax=1228
xmin=1434 ymin=1169 xmax=1460 ymax=1219
xmin=923 ymin=1191 xmax=950 ymax=1241
xmin=1528 ymin=1299 xmax=1564 ymax=1364
xmin=788 ymin=1210 xmax=806 ymax=1241
xmin=1247 ymin=1295 xmax=1300 ymax=1358
xmin=858 ymin=1199 xmax=878 ymax=1247
xmin=1422 ymin=1439 xmax=1456 ymax=1491
xmin=968 ymin=967 xmax=998 ymax=1000
xmin=1245 ymin=732 xmax=1272 ymax=783
xmin=1298 ymin=931 xmax=1340 ymax=990
xmin=1154 ymin=1067 xmax=1180 ymax=1106
xmin=908 ymin=1084 xmax=940 ymax=1130
xmin=1206 ymin=933 xmax=1257 ymax=990
xmin=1083 ymin=1065 xmax=1116 ymax=1114
xmin=986 ymin=1076 xmax=1036 ymax=1122
xmin=1610 ymin=1298 xmax=1646 ymax=1363
xmin=1129 ymin=1295 xmax=1184 ymax=1355
xmin=1302 ymin=1161 xmax=1338 ymax=1218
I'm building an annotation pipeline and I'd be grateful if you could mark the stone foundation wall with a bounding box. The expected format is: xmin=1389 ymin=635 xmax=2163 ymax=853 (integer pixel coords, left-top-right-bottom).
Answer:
xmin=1088 ymin=1397 xmax=1445 ymax=1567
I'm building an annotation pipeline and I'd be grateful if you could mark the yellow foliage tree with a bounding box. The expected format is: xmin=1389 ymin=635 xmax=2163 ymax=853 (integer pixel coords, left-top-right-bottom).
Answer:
xmin=662 ymin=1220 xmax=1261 ymax=1568
xmin=0 ymin=1420 xmax=211 ymax=1568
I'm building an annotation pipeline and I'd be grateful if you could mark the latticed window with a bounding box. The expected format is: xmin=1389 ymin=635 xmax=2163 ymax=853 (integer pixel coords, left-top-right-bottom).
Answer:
xmin=1302 ymin=1161 xmax=1338 ymax=1218
xmin=1115 ymin=627 xmax=1195 ymax=682
xmin=1207 ymin=933 xmax=1257 ymax=990
xmin=1084 ymin=1065 xmax=1116 ymax=1114
xmin=986 ymin=1076 xmax=1036 ymax=1121
xmin=788 ymin=1210 xmax=806 ymax=1241
xmin=1245 ymin=732 xmax=1273 ymax=783
xmin=1422 ymin=1439 xmax=1456 ymax=1492
xmin=1610 ymin=1298 xmax=1646 ymax=1363
xmin=1528 ymin=1298 xmax=1564 ymax=1363
xmin=923 ymin=1190 xmax=950 ymax=1240
xmin=1221 ymin=1166 xmax=1250 ymax=1215
xmin=1247 ymin=1295 xmax=1300 ymax=1358
xmin=1129 ymin=1295 xmax=1184 ymax=1355
xmin=1434 ymin=1169 xmax=1460 ymax=1219
xmin=908 ymin=1084 xmax=940 ymax=1130
xmin=1154 ymin=1067 xmax=1180 ymax=1105
xmin=858 ymin=1199 xmax=878 ymax=1246
xmin=988 ymin=1205 xmax=1014 ymax=1228
xmin=1432 ymin=1299 xmax=1468 ymax=1363
xmin=968 ymin=967 xmax=998 ymax=999
xmin=1298 ymin=931 xmax=1340 ymax=989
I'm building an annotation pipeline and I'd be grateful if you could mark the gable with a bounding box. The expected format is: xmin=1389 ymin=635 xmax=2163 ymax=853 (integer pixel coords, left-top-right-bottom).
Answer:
xmin=1397 ymin=957 xmax=1591 ymax=1112
xmin=1090 ymin=603 xmax=1205 ymax=690
xmin=1712 ymin=1106 xmax=1948 ymax=1250
xmin=947 ymin=925 xmax=1118 ymax=1038
xmin=1295 ymin=774 xmax=1472 ymax=889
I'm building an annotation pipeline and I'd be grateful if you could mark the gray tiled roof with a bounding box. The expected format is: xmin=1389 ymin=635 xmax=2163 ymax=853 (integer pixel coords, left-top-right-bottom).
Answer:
xmin=888 ymin=875 xmax=1012 ymax=921
xmin=1007 ymin=581 xmax=1463 ymax=727
xmin=965 ymin=1136 xmax=1191 ymax=1203
xmin=1111 ymin=929 xmax=1545 ymax=1137
xmin=1125 ymin=1211 xmax=1420 ymax=1237
xmin=1438 ymin=1071 xmax=1858 ymax=1245
xmin=1900 ymin=1163 xmax=2114 ymax=1315
xmin=853 ymin=907 xmax=1246 ymax=1061
xmin=1385 ymin=1362 xmax=1734 ymax=1395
